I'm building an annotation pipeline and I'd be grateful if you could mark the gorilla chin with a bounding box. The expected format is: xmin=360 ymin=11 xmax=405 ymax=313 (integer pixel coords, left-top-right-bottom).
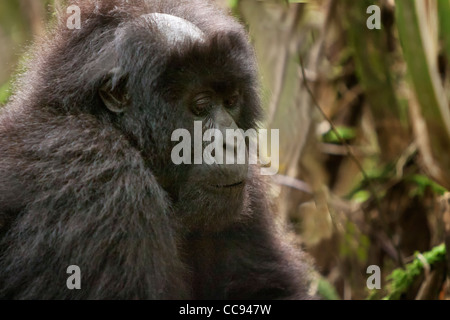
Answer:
xmin=177 ymin=168 xmax=250 ymax=233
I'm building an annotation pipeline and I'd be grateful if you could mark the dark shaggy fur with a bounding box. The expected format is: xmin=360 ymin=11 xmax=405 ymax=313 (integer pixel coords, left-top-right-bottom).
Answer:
xmin=0 ymin=0 xmax=313 ymax=299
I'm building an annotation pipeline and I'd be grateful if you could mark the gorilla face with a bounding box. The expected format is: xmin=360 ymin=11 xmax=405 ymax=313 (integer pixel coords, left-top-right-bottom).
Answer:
xmin=174 ymin=86 xmax=253 ymax=232
xmin=99 ymin=13 xmax=260 ymax=231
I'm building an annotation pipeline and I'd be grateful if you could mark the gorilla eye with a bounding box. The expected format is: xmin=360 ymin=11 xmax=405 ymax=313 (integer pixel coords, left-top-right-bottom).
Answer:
xmin=191 ymin=93 xmax=212 ymax=116
xmin=224 ymin=92 xmax=240 ymax=109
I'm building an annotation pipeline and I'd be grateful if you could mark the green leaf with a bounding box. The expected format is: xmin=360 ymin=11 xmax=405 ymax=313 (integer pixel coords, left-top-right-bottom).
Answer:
xmin=0 ymin=82 xmax=11 ymax=106
xmin=408 ymin=174 xmax=447 ymax=196
xmin=351 ymin=190 xmax=370 ymax=203
xmin=322 ymin=126 xmax=356 ymax=144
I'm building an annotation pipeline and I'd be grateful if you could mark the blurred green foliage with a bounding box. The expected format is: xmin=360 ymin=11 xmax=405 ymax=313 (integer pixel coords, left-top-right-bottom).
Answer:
xmin=383 ymin=244 xmax=446 ymax=300
xmin=322 ymin=126 xmax=357 ymax=144
xmin=0 ymin=82 xmax=10 ymax=106
xmin=317 ymin=277 xmax=340 ymax=300
xmin=408 ymin=174 xmax=447 ymax=197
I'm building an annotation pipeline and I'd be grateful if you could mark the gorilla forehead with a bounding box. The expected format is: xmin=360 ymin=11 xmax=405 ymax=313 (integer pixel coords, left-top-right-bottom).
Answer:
xmin=140 ymin=13 xmax=206 ymax=46
xmin=112 ymin=12 xmax=208 ymax=66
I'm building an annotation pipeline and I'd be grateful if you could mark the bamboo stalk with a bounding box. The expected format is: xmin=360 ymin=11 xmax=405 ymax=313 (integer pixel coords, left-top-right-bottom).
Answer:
xmin=396 ymin=0 xmax=450 ymax=188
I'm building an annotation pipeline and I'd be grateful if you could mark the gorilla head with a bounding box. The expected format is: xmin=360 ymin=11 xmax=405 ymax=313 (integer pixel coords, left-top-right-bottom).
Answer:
xmin=98 ymin=11 xmax=261 ymax=231
xmin=0 ymin=0 xmax=314 ymax=299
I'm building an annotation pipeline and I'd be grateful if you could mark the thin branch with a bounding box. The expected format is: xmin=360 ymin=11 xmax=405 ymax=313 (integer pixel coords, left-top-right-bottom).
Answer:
xmin=299 ymin=56 xmax=404 ymax=267
xmin=299 ymin=56 xmax=380 ymax=209
xmin=273 ymin=174 xmax=312 ymax=194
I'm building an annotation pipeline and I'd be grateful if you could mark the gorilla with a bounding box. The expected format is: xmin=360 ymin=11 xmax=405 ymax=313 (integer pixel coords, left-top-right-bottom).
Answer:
xmin=0 ymin=0 xmax=313 ymax=299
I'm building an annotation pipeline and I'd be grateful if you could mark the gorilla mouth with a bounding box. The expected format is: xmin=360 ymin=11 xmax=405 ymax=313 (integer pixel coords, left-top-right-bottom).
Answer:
xmin=213 ymin=181 xmax=244 ymax=189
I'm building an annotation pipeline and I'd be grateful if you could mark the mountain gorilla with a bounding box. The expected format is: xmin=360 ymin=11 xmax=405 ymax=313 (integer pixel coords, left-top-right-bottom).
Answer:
xmin=0 ymin=0 xmax=313 ymax=299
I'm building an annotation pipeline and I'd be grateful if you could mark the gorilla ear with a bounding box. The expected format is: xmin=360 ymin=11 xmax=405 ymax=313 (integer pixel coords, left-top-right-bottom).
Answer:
xmin=99 ymin=71 xmax=129 ymax=113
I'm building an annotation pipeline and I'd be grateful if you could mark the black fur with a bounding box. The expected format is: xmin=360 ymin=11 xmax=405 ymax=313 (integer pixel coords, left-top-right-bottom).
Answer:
xmin=0 ymin=0 xmax=313 ymax=299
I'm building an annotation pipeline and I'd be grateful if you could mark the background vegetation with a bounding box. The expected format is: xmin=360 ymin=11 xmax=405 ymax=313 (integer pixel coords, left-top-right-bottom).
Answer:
xmin=1 ymin=0 xmax=450 ymax=300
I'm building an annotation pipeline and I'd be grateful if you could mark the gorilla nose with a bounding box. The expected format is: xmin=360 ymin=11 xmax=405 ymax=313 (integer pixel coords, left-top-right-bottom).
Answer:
xmin=216 ymin=137 xmax=249 ymax=186
xmin=200 ymin=126 xmax=249 ymax=189
xmin=216 ymin=162 xmax=248 ymax=187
